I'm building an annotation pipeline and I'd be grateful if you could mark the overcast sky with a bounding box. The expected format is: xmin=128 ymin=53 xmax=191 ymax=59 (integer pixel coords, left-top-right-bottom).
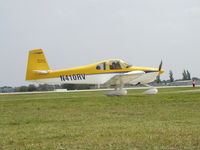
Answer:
xmin=0 ymin=0 xmax=200 ymax=86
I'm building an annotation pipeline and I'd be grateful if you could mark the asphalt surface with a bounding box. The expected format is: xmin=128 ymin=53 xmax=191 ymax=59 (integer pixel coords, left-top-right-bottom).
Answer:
xmin=0 ymin=85 xmax=199 ymax=95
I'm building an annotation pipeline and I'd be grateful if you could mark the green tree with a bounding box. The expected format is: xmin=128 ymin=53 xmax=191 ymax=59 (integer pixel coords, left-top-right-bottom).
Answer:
xmin=182 ymin=70 xmax=191 ymax=80
xmin=19 ymin=86 xmax=28 ymax=92
xmin=169 ymin=70 xmax=174 ymax=82
xmin=28 ymin=84 xmax=37 ymax=92
xmin=38 ymin=84 xmax=54 ymax=91
xmin=156 ymin=75 xmax=161 ymax=83
xmin=182 ymin=70 xmax=187 ymax=80
xmin=192 ymin=77 xmax=199 ymax=80
xmin=186 ymin=70 xmax=191 ymax=80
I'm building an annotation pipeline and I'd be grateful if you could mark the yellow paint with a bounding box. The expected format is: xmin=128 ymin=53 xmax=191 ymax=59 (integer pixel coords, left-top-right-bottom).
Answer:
xmin=26 ymin=49 xmax=164 ymax=80
xmin=26 ymin=49 xmax=50 ymax=80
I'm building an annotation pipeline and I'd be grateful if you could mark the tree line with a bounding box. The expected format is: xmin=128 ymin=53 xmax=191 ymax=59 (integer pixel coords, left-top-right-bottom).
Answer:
xmin=156 ymin=69 xmax=199 ymax=83
xmin=0 ymin=84 xmax=91 ymax=93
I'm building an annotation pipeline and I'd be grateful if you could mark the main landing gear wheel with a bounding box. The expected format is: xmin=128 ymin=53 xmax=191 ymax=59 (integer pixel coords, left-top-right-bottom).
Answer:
xmin=143 ymin=88 xmax=158 ymax=95
xmin=106 ymin=89 xmax=127 ymax=96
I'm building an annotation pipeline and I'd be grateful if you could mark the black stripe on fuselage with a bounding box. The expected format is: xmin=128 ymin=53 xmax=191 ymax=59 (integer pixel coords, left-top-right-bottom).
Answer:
xmin=85 ymin=70 xmax=158 ymax=75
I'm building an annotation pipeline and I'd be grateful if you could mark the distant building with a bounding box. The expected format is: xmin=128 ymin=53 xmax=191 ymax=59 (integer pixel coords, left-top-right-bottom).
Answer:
xmin=167 ymin=80 xmax=200 ymax=86
xmin=0 ymin=87 xmax=14 ymax=93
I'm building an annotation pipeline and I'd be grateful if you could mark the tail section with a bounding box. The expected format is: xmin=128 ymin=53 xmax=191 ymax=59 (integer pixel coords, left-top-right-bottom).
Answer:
xmin=26 ymin=49 xmax=51 ymax=80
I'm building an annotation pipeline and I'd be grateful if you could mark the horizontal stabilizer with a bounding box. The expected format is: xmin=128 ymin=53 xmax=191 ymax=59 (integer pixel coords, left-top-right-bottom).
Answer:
xmin=33 ymin=70 xmax=51 ymax=74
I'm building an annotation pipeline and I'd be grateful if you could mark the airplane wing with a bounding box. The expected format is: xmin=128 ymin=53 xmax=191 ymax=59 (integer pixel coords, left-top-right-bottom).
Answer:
xmin=103 ymin=71 xmax=145 ymax=86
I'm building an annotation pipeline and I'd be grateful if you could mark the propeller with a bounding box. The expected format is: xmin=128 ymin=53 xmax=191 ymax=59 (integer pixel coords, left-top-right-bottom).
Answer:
xmin=158 ymin=60 xmax=163 ymax=72
xmin=157 ymin=60 xmax=163 ymax=83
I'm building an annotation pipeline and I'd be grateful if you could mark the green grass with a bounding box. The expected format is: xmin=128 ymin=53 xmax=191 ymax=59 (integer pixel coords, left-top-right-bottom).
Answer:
xmin=1 ymin=87 xmax=200 ymax=150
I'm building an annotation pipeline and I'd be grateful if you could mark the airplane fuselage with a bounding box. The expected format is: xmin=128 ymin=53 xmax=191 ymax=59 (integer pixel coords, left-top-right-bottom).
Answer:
xmin=30 ymin=62 xmax=162 ymax=85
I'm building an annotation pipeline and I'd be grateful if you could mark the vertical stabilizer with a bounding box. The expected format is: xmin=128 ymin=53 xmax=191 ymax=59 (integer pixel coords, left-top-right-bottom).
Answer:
xmin=26 ymin=49 xmax=50 ymax=80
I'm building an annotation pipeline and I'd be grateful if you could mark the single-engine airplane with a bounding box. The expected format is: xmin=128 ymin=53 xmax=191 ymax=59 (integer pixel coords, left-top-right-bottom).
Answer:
xmin=26 ymin=49 xmax=164 ymax=96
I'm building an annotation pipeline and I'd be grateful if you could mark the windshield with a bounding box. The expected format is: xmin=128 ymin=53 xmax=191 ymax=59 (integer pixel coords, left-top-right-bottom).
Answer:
xmin=125 ymin=63 xmax=133 ymax=68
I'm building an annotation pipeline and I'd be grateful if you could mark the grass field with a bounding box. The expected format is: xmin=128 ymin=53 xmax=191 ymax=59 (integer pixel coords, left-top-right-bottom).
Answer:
xmin=1 ymin=87 xmax=200 ymax=150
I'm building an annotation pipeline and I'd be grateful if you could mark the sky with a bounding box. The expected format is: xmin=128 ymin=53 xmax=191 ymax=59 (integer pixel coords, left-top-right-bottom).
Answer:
xmin=0 ymin=0 xmax=200 ymax=87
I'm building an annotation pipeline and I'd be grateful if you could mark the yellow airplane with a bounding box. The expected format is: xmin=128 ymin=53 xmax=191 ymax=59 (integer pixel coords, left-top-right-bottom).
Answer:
xmin=26 ymin=49 xmax=164 ymax=96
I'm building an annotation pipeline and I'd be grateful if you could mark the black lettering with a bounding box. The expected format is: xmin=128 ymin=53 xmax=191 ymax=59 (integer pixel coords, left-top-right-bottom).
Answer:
xmin=72 ymin=75 xmax=77 ymax=80
xmin=37 ymin=59 xmax=46 ymax=63
xmin=61 ymin=74 xmax=85 ymax=81
xmin=81 ymin=74 xmax=86 ymax=80
xmin=60 ymin=76 xmax=65 ymax=81
xmin=69 ymin=75 xmax=73 ymax=80
xmin=77 ymin=74 xmax=82 ymax=80
xmin=65 ymin=75 xmax=69 ymax=81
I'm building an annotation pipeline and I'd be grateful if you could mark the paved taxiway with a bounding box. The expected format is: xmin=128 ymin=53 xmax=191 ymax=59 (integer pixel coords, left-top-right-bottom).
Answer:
xmin=0 ymin=85 xmax=199 ymax=95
